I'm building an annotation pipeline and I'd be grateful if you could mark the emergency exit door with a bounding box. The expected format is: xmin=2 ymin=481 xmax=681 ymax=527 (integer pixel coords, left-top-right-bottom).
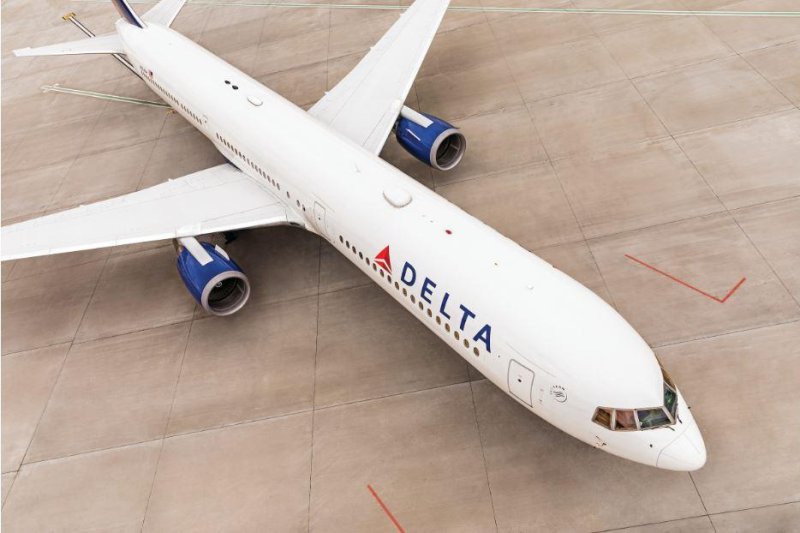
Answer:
xmin=508 ymin=359 xmax=535 ymax=407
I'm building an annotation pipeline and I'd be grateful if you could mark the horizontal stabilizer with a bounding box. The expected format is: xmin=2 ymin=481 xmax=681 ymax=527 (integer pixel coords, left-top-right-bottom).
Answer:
xmin=14 ymin=33 xmax=124 ymax=57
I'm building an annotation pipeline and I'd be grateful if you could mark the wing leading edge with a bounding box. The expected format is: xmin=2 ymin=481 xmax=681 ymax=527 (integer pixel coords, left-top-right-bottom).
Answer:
xmin=308 ymin=0 xmax=450 ymax=154
xmin=1 ymin=165 xmax=293 ymax=261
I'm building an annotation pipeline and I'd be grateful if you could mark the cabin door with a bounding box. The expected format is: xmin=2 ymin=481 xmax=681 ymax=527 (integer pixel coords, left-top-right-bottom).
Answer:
xmin=508 ymin=359 xmax=535 ymax=407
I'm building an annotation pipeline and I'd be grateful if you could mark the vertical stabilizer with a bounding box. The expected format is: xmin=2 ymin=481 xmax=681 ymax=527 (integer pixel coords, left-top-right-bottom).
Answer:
xmin=111 ymin=0 xmax=145 ymax=28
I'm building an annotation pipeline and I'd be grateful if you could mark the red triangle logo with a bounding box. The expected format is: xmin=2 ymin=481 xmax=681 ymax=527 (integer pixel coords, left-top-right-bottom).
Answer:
xmin=375 ymin=246 xmax=392 ymax=274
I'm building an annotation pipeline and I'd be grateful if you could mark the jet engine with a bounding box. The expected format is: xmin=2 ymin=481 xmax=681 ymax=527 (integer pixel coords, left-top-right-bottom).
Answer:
xmin=395 ymin=106 xmax=466 ymax=171
xmin=175 ymin=237 xmax=251 ymax=316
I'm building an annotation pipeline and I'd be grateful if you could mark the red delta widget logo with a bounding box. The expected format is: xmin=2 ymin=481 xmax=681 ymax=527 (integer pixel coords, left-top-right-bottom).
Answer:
xmin=374 ymin=246 xmax=492 ymax=353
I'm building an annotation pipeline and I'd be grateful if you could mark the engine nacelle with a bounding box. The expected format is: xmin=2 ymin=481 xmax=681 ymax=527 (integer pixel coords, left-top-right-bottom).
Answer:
xmin=395 ymin=107 xmax=466 ymax=171
xmin=176 ymin=238 xmax=250 ymax=316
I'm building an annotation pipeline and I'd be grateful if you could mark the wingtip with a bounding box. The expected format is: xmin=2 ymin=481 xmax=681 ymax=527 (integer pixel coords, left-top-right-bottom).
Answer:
xmin=13 ymin=47 xmax=31 ymax=57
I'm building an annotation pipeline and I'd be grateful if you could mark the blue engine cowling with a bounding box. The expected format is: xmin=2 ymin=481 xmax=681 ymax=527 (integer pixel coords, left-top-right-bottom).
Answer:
xmin=176 ymin=241 xmax=250 ymax=316
xmin=395 ymin=112 xmax=466 ymax=171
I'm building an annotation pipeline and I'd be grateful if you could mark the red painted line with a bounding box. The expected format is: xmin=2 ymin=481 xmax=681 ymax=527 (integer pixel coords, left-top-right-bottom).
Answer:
xmin=367 ymin=484 xmax=406 ymax=533
xmin=625 ymin=254 xmax=746 ymax=304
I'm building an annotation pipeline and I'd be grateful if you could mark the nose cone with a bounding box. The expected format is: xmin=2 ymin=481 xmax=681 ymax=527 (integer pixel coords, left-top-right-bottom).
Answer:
xmin=657 ymin=422 xmax=707 ymax=471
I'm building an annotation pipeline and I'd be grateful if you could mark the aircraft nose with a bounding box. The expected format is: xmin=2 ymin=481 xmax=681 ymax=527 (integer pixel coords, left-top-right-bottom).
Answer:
xmin=656 ymin=422 xmax=707 ymax=471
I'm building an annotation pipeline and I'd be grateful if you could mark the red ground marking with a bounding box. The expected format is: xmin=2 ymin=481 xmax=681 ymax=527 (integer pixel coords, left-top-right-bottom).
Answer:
xmin=625 ymin=254 xmax=746 ymax=304
xmin=367 ymin=484 xmax=406 ymax=533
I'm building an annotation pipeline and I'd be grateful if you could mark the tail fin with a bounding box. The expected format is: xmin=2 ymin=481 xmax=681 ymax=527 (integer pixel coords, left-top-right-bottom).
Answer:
xmin=111 ymin=0 xmax=145 ymax=28
xmin=142 ymin=0 xmax=188 ymax=27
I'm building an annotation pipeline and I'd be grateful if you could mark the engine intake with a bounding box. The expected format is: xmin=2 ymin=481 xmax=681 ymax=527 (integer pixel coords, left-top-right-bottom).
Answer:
xmin=176 ymin=239 xmax=250 ymax=316
xmin=395 ymin=107 xmax=466 ymax=171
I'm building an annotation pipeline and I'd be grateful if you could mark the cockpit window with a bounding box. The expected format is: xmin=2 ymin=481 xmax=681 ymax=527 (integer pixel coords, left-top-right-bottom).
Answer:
xmin=591 ymin=369 xmax=680 ymax=431
xmin=592 ymin=408 xmax=612 ymax=429
xmin=637 ymin=407 xmax=671 ymax=429
xmin=664 ymin=382 xmax=678 ymax=420
xmin=614 ymin=409 xmax=637 ymax=431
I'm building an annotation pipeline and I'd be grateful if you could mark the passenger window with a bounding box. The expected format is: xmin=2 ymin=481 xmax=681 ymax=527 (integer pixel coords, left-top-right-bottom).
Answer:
xmin=593 ymin=408 xmax=612 ymax=429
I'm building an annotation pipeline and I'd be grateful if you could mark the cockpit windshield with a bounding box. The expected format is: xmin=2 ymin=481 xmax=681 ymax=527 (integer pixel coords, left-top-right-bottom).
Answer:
xmin=592 ymin=369 xmax=679 ymax=432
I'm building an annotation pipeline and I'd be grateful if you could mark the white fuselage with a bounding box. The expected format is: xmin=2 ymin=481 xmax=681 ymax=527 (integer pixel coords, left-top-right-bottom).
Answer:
xmin=118 ymin=20 xmax=705 ymax=470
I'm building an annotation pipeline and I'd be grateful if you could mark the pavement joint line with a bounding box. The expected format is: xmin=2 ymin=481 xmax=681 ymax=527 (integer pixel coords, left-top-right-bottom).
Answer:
xmin=15 ymin=381 xmax=486 ymax=470
xmin=75 ymin=0 xmax=800 ymax=17
xmin=593 ymin=499 xmax=800 ymax=533
xmin=15 ymin=251 xmax=113 ymax=470
xmin=652 ymin=317 xmax=800 ymax=350
xmin=139 ymin=320 xmax=195 ymax=532
xmin=306 ymin=235 xmax=323 ymax=531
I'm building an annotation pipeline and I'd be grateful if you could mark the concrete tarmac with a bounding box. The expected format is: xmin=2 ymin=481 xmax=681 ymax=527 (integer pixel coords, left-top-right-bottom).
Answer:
xmin=2 ymin=0 xmax=800 ymax=531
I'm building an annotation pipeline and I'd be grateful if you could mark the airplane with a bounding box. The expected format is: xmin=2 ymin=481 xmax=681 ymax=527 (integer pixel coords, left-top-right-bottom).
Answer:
xmin=2 ymin=0 xmax=706 ymax=471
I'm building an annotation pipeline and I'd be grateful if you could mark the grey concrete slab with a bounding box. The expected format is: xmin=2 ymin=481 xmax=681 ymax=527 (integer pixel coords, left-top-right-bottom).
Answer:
xmin=530 ymin=81 xmax=668 ymax=159
xmin=252 ymin=27 xmax=330 ymax=77
xmin=1 ymin=162 xmax=71 ymax=224
xmin=486 ymin=1 xmax=594 ymax=46
xmin=1 ymin=259 xmax=105 ymax=355
xmin=6 ymin=248 xmax=110 ymax=282
xmin=676 ymin=110 xmax=800 ymax=210
xmin=599 ymin=17 xmax=732 ymax=79
xmin=329 ymin=9 xmax=398 ymax=60
xmin=472 ymin=379 xmax=705 ymax=532
xmin=507 ymin=36 xmax=627 ymax=103
xmin=2 ymin=116 xmax=96 ymax=174
xmin=657 ymin=322 xmax=800 ymax=514
xmin=635 ymin=56 xmax=793 ymax=135
xmin=143 ymin=414 xmax=312 ymax=532
xmin=580 ymin=0 xmax=691 ymax=36
xmin=48 ymin=140 xmax=155 ymax=212
xmin=2 ymin=441 xmax=160 ymax=533
xmin=1 ymin=344 xmax=69 ymax=473
xmin=552 ymin=139 xmax=724 ymax=239
xmin=167 ymin=296 xmax=318 ymax=436
xmin=420 ymin=21 xmax=502 ymax=78
xmin=433 ymin=106 xmax=548 ymax=186
xmin=137 ymin=128 xmax=224 ymax=190
xmin=256 ymin=60 xmax=329 ymax=109
xmin=734 ymin=197 xmax=800 ymax=305
xmin=534 ymin=241 xmax=613 ymax=304
xmin=225 ymin=226 xmax=322 ymax=306
xmin=315 ymin=284 xmax=469 ymax=407
xmin=437 ymin=162 xmax=584 ymax=250
xmin=196 ymin=7 xmax=266 ymax=60
xmin=604 ymin=516 xmax=715 ymax=533
xmin=589 ymin=213 xmax=800 ymax=346
xmin=26 ymin=323 xmax=188 ymax=463
xmin=310 ymin=383 xmax=496 ymax=532
xmin=2 ymin=472 xmax=15 ymax=507
xmin=712 ymin=502 xmax=800 ymax=532
xmin=319 ymin=240 xmax=371 ymax=294
xmin=415 ymin=59 xmax=524 ymax=121
xmin=744 ymin=40 xmax=800 ymax=108
xmin=75 ymin=246 xmax=196 ymax=343
xmin=698 ymin=0 xmax=800 ymax=53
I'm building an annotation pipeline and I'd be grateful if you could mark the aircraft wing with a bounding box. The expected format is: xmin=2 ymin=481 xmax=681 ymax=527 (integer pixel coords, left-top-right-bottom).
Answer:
xmin=308 ymin=0 xmax=449 ymax=154
xmin=1 ymin=164 xmax=293 ymax=261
